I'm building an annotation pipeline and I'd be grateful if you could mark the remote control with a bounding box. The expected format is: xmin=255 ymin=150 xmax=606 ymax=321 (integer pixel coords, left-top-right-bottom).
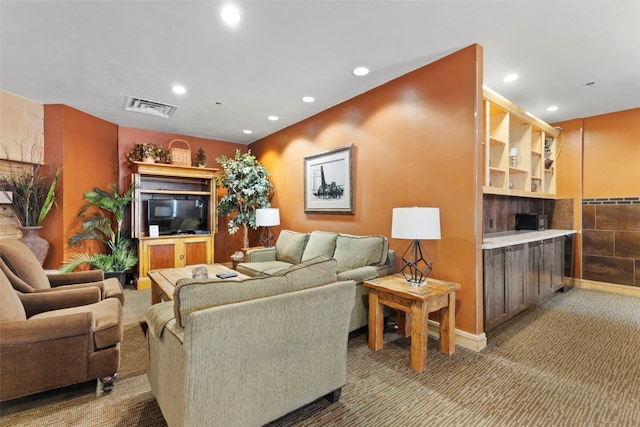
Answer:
xmin=216 ymin=272 xmax=238 ymax=279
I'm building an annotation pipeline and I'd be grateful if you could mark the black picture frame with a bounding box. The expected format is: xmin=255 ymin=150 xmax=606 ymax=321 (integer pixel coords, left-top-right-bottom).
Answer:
xmin=304 ymin=144 xmax=354 ymax=214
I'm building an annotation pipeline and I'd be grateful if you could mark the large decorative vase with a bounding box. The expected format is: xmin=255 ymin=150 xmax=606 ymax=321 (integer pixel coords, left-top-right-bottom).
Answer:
xmin=19 ymin=226 xmax=49 ymax=265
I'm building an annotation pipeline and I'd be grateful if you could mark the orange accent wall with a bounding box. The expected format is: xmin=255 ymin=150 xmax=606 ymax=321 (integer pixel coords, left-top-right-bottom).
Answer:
xmin=582 ymin=108 xmax=640 ymax=198
xmin=43 ymin=105 xmax=119 ymax=269
xmin=554 ymin=118 xmax=584 ymax=278
xmin=249 ymin=45 xmax=484 ymax=335
xmin=555 ymin=108 xmax=640 ymax=280
xmin=116 ymin=127 xmax=247 ymax=260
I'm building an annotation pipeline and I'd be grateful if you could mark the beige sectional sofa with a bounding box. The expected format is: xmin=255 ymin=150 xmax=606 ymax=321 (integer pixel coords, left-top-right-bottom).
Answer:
xmin=237 ymin=230 xmax=395 ymax=332
xmin=145 ymin=256 xmax=356 ymax=427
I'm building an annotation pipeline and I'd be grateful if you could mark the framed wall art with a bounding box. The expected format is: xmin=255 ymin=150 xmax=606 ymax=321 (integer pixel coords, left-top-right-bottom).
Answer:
xmin=304 ymin=144 xmax=354 ymax=214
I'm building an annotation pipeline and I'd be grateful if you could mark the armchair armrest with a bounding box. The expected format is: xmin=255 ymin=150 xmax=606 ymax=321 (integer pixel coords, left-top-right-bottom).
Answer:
xmin=48 ymin=270 xmax=104 ymax=286
xmin=19 ymin=287 xmax=101 ymax=317
xmin=245 ymin=247 xmax=277 ymax=262
xmin=0 ymin=312 xmax=93 ymax=345
xmin=144 ymin=301 xmax=176 ymax=340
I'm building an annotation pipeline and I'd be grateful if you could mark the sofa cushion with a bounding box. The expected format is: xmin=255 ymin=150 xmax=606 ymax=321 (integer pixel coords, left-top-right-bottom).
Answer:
xmin=275 ymin=230 xmax=309 ymax=264
xmin=0 ymin=240 xmax=51 ymax=290
xmin=334 ymin=234 xmax=388 ymax=273
xmin=173 ymin=256 xmax=337 ymax=328
xmin=301 ymin=231 xmax=338 ymax=262
xmin=0 ymin=269 xmax=26 ymax=321
xmin=337 ymin=265 xmax=380 ymax=284
xmin=236 ymin=261 xmax=293 ymax=277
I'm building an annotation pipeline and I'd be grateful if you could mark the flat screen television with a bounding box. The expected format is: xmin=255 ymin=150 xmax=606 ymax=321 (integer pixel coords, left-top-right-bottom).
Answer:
xmin=146 ymin=198 xmax=208 ymax=235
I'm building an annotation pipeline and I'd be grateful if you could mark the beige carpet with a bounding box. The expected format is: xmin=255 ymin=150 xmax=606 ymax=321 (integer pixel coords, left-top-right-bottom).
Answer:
xmin=2 ymin=288 xmax=640 ymax=426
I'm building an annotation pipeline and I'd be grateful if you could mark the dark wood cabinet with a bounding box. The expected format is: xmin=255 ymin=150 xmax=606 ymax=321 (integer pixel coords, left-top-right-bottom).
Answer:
xmin=484 ymin=237 xmax=565 ymax=332
xmin=506 ymin=244 xmax=527 ymax=318
xmin=527 ymin=241 xmax=541 ymax=305
xmin=539 ymin=237 xmax=566 ymax=298
xmin=483 ymin=247 xmax=508 ymax=331
xmin=550 ymin=237 xmax=566 ymax=292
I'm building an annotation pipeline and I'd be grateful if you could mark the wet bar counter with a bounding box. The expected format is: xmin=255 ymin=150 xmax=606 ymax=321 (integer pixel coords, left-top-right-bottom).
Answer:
xmin=482 ymin=229 xmax=577 ymax=250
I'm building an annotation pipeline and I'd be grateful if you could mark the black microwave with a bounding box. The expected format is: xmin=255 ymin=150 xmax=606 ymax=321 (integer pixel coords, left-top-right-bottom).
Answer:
xmin=515 ymin=213 xmax=548 ymax=231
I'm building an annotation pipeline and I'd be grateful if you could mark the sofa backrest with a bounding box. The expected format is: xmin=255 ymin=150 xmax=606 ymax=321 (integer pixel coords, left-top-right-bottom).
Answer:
xmin=333 ymin=233 xmax=389 ymax=273
xmin=275 ymin=230 xmax=309 ymax=264
xmin=173 ymin=256 xmax=337 ymax=328
xmin=0 ymin=240 xmax=51 ymax=291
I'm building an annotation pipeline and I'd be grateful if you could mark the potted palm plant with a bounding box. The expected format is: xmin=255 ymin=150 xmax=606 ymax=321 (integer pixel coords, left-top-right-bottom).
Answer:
xmin=60 ymin=184 xmax=138 ymax=285
xmin=216 ymin=149 xmax=273 ymax=248
xmin=0 ymin=165 xmax=61 ymax=264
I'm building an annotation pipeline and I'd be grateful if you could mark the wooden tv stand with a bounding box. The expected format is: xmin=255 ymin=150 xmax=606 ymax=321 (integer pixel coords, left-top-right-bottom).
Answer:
xmin=130 ymin=162 xmax=218 ymax=290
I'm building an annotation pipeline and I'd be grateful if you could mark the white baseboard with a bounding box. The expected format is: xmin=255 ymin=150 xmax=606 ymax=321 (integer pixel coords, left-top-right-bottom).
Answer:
xmin=427 ymin=320 xmax=487 ymax=352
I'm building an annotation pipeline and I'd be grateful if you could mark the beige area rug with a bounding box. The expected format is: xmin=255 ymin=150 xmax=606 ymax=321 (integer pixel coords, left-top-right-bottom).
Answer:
xmin=119 ymin=322 xmax=149 ymax=379
xmin=2 ymin=288 xmax=640 ymax=426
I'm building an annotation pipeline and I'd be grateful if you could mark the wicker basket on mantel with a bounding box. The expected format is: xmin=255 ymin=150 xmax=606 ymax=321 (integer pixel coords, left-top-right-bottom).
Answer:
xmin=169 ymin=139 xmax=191 ymax=166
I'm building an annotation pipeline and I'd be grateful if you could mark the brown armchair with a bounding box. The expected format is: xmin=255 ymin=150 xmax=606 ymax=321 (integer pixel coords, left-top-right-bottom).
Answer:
xmin=0 ymin=239 xmax=124 ymax=305
xmin=0 ymin=268 xmax=123 ymax=402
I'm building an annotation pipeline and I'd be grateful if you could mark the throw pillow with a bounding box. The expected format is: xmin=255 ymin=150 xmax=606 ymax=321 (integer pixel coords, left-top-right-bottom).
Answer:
xmin=333 ymin=234 xmax=388 ymax=273
xmin=301 ymin=231 xmax=338 ymax=262
xmin=275 ymin=230 xmax=309 ymax=264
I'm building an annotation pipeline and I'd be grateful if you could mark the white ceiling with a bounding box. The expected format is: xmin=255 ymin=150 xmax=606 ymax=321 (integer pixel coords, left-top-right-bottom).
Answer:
xmin=2 ymin=1 xmax=639 ymax=145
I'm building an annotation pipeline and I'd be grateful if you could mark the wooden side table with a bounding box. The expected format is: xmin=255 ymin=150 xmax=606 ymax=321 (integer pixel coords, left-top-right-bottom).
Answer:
xmin=364 ymin=274 xmax=461 ymax=372
xmin=231 ymin=246 xmax=264 ymax=269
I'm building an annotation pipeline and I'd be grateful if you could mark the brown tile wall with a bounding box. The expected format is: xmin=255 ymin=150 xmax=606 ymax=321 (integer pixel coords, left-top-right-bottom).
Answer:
xmin=483 ymin=195 xmax=573 ymax=233
xmin=581 ymin=199 xmax=640 ymax=287
xmin=483 ymin=195 xmax=544 ymax=233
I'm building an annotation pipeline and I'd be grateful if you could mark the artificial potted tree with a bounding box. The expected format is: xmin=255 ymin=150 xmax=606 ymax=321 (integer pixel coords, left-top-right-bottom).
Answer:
xmin=195 ymin=148 xmax=207 ymax=167
xmin=60 ymin=184 xmax=138 ymax=286
xmin=0 ymin=165 xmax=61 ymax=264
xmin=216 ymin=149 xmax=273 ymax=249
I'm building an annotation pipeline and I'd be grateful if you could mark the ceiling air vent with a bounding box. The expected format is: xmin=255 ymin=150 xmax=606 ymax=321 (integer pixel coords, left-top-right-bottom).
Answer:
xmin=123 ymin=96 xmax=178 ymax=118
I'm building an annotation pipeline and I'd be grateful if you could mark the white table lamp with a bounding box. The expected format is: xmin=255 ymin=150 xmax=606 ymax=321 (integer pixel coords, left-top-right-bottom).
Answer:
xmin=391 ymin=207 xmax=441 ymax=285
xmin=255 ymin=208 xmax=280 ymax=247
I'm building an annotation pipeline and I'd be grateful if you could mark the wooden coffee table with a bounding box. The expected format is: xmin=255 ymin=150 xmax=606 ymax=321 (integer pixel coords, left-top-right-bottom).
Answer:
xmin=149 ymin=264 xmax=248 ymax=304
xmin=364 ymin=274 xmax=461 ymax=372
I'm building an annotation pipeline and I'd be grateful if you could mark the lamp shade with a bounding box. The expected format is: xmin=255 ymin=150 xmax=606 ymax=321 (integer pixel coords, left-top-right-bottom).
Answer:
xmin=255 ymin=208 xmax=280 ymax=226
xmin=391 ymin=207 xmax=441 ymax=240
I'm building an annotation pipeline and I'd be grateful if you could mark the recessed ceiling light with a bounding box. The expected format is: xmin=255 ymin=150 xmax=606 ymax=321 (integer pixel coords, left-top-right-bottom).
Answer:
xmin=503 ymin=73 xmax=519 ymax=83
xmin=172 ymin=85 xmax=186 ymax=95
xmin=243 ymin=129 xmax=253 ymax=134
xmin=302 ymin=96 xmax=315 ymax=103
xmin=221 ymin=4 xmax=241 ymax=26
xmin=352 ymin=66 xmax=370 ymax=77
xmin=267 ymin=115 xmax=279 ymax=121
xmin=546 ymin=105 xmax=559 ymax=112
